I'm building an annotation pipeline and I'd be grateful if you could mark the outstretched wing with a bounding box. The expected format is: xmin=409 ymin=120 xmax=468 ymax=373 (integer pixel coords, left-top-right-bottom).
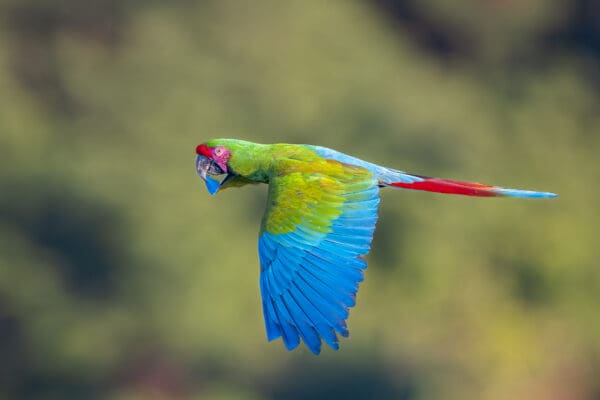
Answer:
xmin=258 ymin=160 xmax=380 ymax=354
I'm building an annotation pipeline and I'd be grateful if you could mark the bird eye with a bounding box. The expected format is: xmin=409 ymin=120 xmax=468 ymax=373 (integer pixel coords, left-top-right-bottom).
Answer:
xmin=215 ymin=147 xmax=223 ymax=156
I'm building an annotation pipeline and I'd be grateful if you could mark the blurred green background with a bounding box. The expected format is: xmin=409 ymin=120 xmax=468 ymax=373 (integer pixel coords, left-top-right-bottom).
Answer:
xmin=0 ymin=0 xmax=598 ymax=399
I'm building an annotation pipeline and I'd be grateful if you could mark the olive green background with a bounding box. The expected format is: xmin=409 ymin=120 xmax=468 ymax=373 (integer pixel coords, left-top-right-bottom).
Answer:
xmin=1 ymin=1 xmax=598 ymax=399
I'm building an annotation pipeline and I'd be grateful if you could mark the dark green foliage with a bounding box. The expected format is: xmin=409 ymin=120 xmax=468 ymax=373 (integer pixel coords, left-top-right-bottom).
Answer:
xmin=0 ymin=1 xmax=598 ymax=399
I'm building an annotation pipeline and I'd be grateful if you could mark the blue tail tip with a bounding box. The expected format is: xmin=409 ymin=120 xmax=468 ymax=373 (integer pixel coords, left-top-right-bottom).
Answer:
xmin=495 ymin=188 xmax=558 ymax=198
xmin=527 ymin=191 xmax=558 ymax=199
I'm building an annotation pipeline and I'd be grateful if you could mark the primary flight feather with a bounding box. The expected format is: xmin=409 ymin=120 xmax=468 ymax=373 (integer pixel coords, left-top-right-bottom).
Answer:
xmin=195 ymin=139 xmax=556 ymax=354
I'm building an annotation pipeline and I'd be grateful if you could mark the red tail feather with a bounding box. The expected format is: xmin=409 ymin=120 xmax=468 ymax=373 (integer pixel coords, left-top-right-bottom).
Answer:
xmin=389 ymin=176 xmax=501 ymax=197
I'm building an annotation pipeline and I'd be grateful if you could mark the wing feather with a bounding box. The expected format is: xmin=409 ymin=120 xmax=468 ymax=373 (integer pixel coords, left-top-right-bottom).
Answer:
xmin=258 ymin=159 xmax=379 ymax=354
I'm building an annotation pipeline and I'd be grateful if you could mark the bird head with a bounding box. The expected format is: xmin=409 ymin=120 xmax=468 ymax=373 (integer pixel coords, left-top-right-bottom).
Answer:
xmin=195 ymin=143 xmax=232 ymax=195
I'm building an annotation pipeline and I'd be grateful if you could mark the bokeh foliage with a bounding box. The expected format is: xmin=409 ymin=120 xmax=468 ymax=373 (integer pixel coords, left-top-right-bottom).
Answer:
xmin=0 ymin=0 xmax=599 ymax=399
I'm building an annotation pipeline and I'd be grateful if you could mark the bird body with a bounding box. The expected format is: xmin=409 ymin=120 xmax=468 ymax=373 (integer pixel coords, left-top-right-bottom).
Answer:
xmin=195 ymin=139 xmax=556 ymax=354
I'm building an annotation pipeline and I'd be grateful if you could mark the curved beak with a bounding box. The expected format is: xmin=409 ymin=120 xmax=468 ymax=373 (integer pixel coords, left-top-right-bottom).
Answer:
xmin=196 ymin=155 xmax=224 ymax=195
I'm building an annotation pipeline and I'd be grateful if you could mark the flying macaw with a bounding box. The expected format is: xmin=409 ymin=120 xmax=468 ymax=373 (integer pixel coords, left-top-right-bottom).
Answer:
xmin=195 ymin=139 xmax=556 ymax=354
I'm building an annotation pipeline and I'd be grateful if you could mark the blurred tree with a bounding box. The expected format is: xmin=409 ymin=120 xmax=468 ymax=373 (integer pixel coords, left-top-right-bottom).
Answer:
xmin=0 ymin=0 xmax=598 ymax=399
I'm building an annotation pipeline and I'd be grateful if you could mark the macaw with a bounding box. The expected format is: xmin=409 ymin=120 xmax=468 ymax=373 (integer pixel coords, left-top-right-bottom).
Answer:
xmin=195 ymin=139 xmax=556 ymax=354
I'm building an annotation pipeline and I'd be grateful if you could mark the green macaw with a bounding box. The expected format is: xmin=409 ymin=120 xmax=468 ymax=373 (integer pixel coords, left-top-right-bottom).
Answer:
xmin=195 ymin=139 xmax=556 ymax=354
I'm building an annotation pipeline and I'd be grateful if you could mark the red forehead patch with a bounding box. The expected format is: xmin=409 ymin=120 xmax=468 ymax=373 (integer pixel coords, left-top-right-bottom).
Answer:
xmin=196 ymin=144 xmax=212 ymax=157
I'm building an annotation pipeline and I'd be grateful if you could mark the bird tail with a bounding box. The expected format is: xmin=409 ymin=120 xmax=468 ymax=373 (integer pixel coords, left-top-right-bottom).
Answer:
xmin=383 ymin=173 xmax=557 ymax=198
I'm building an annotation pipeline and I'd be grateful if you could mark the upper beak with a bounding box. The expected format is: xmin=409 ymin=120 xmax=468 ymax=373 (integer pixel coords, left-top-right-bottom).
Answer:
xmin=196 ymin=155 xmax=222 ymax=195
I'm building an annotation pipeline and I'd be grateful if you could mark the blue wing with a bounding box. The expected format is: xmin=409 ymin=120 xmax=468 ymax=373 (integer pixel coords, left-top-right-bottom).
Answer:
xmin=307 ymin=144 xmax=424 ymax=184
xmin=258 ymin=168 xmax=380 ymax=354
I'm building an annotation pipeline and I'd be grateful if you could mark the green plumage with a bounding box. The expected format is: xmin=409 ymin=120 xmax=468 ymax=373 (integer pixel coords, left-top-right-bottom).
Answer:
xmin=206 ymin=139 xmax=375 ymax=236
